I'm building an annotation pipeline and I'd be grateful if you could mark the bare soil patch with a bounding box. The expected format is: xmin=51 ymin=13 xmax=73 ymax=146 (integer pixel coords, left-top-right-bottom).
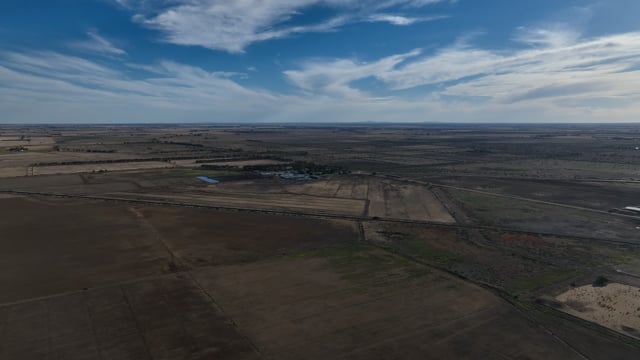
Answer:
xmin=138 ymin=206 xmax=359 ymax=267
xmin=0 ymin=196 xmax=170 ymax=304
xmin=0 ymin=274 xmax=259 ymax=360
xmin=556 ymin=283 xmax=640 ymax=339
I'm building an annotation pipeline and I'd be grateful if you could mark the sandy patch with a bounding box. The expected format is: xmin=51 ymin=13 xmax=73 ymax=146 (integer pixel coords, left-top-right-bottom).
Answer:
xmin=556 ymin=283 xmax=640 ymax=338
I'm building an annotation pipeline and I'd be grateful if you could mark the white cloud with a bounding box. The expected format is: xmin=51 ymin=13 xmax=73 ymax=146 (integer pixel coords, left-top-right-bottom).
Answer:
xmin=2 ymin=28 xmax=640 ymax=124
xmin=367 ymin=14 xmax=445 ymax=26
xmin=284 ymin=30 xmax=640 ymax=111
xmin=0 ymin=51 xmax=279 ymax=118
xmin=124 ymin=0 xmax=451 ymax=53
xmin=285 ymin=49 xmax=421 ymax=97
xmin=71 ymin=31 xmax=126 ymax=56
xmin=513 ymin=27 xmax=581 ymax=48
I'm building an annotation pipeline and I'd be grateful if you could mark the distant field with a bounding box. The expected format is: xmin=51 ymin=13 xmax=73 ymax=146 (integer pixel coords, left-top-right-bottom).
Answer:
xmin=366 ymin=179 xmax=455 ymax=223
xmin=430 ymin=176 xmax=640 ymax=211
xmin=440 ymin=159 xmax=640 ymax=180
xmin=444 ymin=188 xmax=640 ymax=242
xmin=105 ymin=175 xmax=455 ymax=222
xmin=0 ymin=136 xmax=55 ymax=148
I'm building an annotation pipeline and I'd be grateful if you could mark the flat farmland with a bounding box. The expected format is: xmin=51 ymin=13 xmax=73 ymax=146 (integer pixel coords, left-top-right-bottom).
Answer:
xmin=0 ymin=151 xmax=172 ymax=178
xmin=0 ymin=174 xmax=86 ymax=191
xmin=108 ymin=175 xmax=455 ymax=222
xmin=0 ymin=196 xmax=170 ymax=304
xmin=0 ymin=136 xmax=55 ymax=148
xmin=0 ymin=274 xmax=259 ymax=360
xmin=2 ymin=124 xmax=640 ymax=359
xmin=116 ymin=191 xmax=367 ymax=216
xmin=192 ymin=245 xmax=583 ymax=360
xmin=286 ymin=177 xmax=369 ymax=199
xmin=286 ymin=179 xmax=344 ymax=197
xmin=32 ymin=161 xmax=175 ymax=176
xmin=363 ymin=221 xmax=640 ymax=295
xmin=0 ymin=195 xmax=359 ymax=304
xmin=444 ymin=188 xmax=640 ymax=242
xmin=439 ymin=159 xmax=640 ymax=180
xmin=367 ymin=179 xmax=455 ymax=223
xmin=429 ymin=176 xmax=640 ymax=211
xmin=136 ymin=205 xmax=359 ymax=266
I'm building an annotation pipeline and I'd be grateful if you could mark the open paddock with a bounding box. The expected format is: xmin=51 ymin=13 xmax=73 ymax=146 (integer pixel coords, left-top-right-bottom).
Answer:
xmin=0 ymin=136 xmax=55 ymax=148
xmin=192 ymin=245 xmax=584 ymax=359
xmin=136 ymin=205 xmax=359 ymax=266
xmin=0 ymin=274 xmax=259 ymax=360
xmin=0 ymin=196 xmax=170 ymax=304
xmin=367 ymin=179 xmax=455 ymax=223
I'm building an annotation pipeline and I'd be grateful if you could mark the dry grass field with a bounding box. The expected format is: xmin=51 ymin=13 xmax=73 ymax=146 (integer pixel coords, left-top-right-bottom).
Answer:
xmin=366 ymin=178 xmax=454 ymax=222
xmin=103 ymin=175 xmax=454 ymax=222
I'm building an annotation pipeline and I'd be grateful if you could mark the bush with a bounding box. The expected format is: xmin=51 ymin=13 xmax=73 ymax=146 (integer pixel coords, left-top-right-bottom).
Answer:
xmin=593 ymin=275 xmax=609 ymax=287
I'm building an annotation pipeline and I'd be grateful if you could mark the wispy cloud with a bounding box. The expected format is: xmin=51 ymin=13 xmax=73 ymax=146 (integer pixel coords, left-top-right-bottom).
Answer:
xmin=2 ymin=28 xmax=640 ymax=123
xmin=285 ymin=49 xmax=421 ymax=97
xmin=70 ymin=31 xmax=126 ymax=56
xmin=0 ymin=50 xmax=291 ymax=122
xmin=285 ymin=30 xmax=640 ymax=110
xmin=513 ymin=26 xmax=581 ymax=48
xmin=118 ymin=0 xmax=451 ymax=53
xmin=367 ymin=14 xmax=446 ymax=26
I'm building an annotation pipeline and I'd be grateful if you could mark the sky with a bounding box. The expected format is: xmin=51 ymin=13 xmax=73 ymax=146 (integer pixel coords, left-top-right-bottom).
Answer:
xmin=1 ymin=0 xmax=639 ymax=123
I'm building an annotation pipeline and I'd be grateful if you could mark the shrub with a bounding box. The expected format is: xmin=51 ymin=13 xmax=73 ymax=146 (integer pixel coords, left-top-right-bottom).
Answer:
xmin=593 ymin=275 xmax=609 ymax=287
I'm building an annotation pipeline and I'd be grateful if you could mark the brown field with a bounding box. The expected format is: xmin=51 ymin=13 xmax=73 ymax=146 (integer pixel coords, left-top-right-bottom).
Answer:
xmin=103 ymin=175 xmax=454 ymax=222
xmin=193 ymin=246 xmax=582 ymax=359
xmin=0 ymin=196 xmax=170 ymax=304
xmin=0 ymin=196 xmax=358 ymax=303
xmin=136 ymin=205 xmax=359 ymax=266
xmin=0 ymin=274 xmax=259 ymax=360
xmin=366 ymin=179 xmax=455 ymax=222
xmin=0 ymin=136 xmax=55 ymax=148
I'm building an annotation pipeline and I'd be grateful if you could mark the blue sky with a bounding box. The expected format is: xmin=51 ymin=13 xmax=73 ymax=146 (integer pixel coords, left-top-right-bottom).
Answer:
xmin=1 ymin=0 xmax=639 ymax=123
